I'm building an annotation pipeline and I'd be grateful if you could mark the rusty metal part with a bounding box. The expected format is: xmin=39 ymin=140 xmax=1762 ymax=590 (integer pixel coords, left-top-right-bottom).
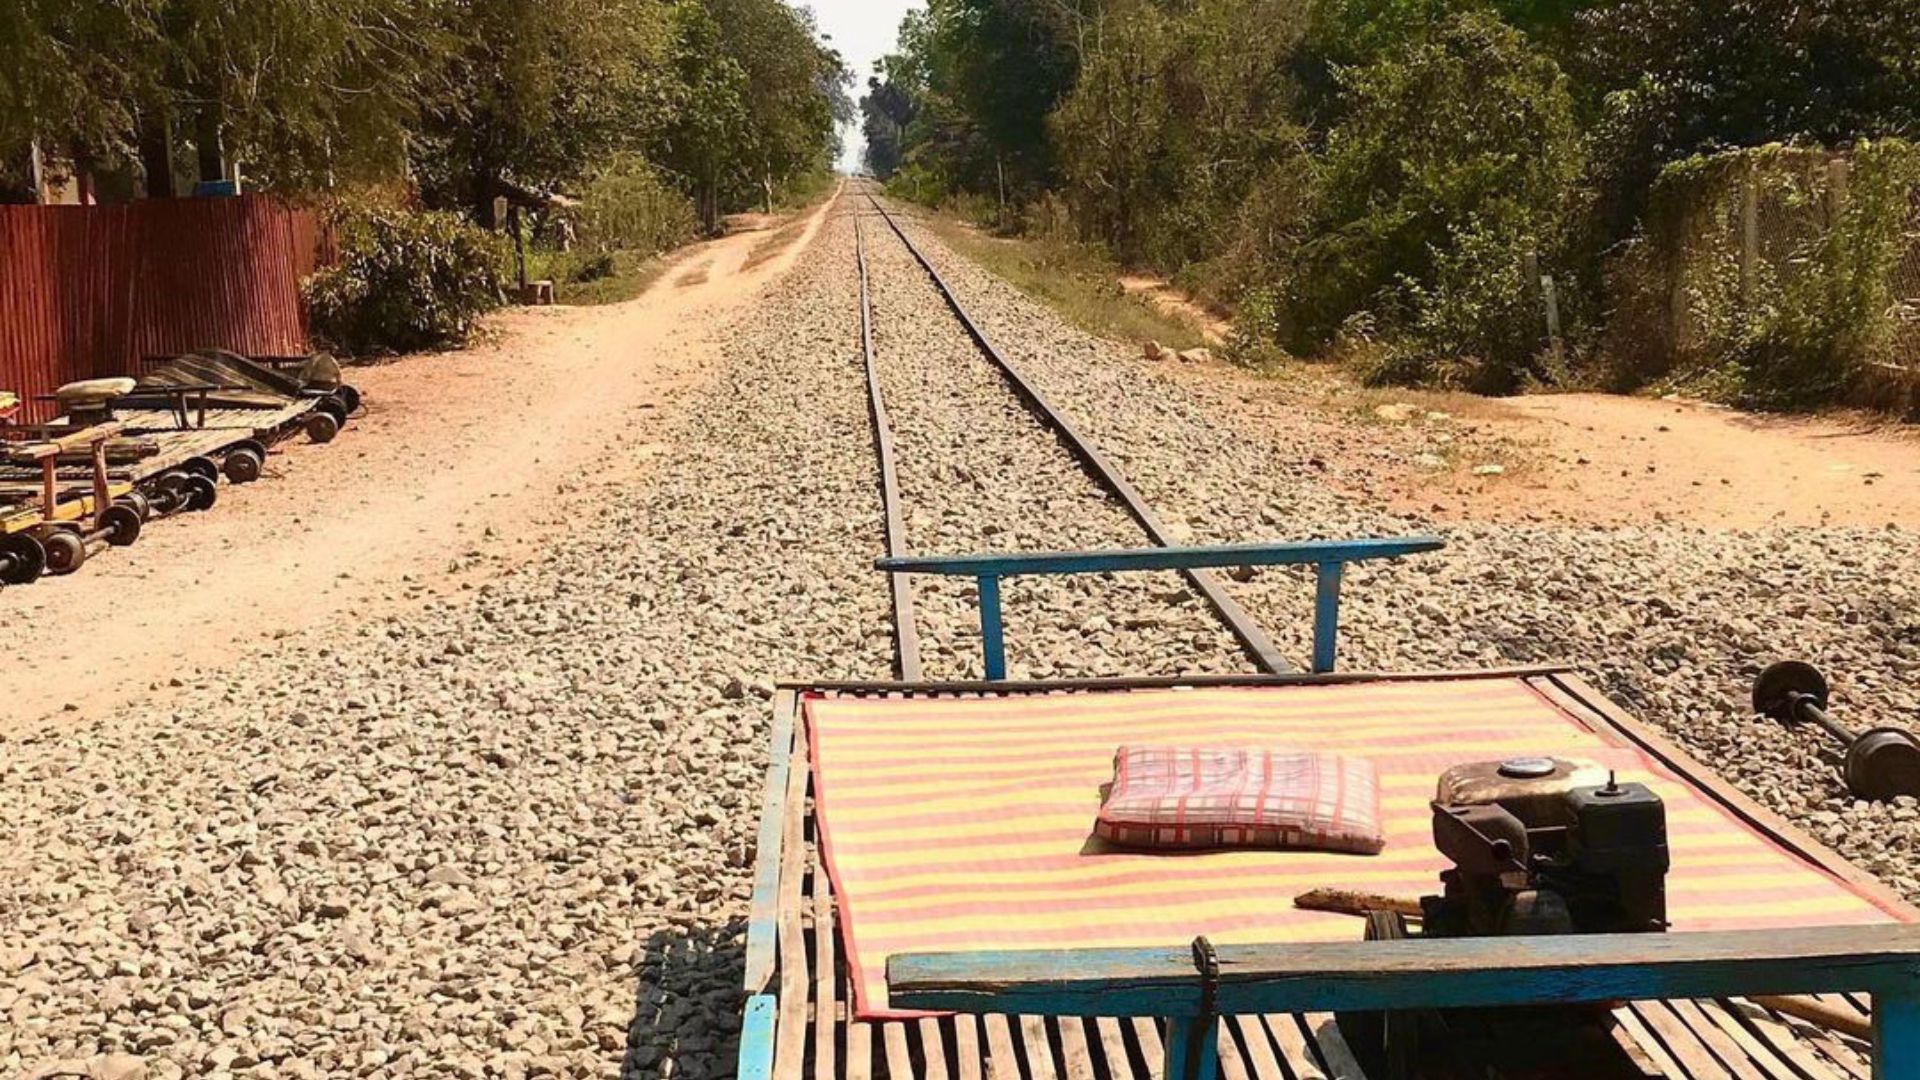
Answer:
xmin=182 ymin=455 xmax=219 ymax=483
xmin=1754 ymin=660 xmax=1920 ymax=801
xmin=182 ymin=474 xmax=218 ymax=512
xmin=305 ymin=410 xmax=340 ymax=444
xmin=1294 ymin=888 xmax=1424 ymax=918
xmin=95 ymin=503 xmax=142 ymax=546
xmin=863 ymin=194 xmax=1295 ymax=674
xmin=853 ymin=214 xmax=922 ymax=682
xmin=0 ymin=532 xmax=46 ymax=585
xmin=1436 ymin=757 xmax=1611 ymax=814
xmin=41 ymin=528 xmax=86 ymax=575
xmin=224 ymin=444 xmax=265 ymax=483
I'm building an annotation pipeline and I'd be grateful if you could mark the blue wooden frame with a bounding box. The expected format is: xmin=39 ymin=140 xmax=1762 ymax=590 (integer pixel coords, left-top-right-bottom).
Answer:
xmin=888 ymin=926 xmax=1920 ymax=1080
xmin=876 ymin=538 xmax=1443 ymax=678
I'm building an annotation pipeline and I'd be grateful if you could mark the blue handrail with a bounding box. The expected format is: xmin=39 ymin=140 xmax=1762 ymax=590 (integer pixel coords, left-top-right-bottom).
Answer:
xmin=876 ymin=537 xmax=1443 ymax=678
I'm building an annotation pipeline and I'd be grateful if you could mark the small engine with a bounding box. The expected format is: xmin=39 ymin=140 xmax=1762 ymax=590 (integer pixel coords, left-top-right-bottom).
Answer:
xmin=1421 ymin=757 xmax=1669 ymax=937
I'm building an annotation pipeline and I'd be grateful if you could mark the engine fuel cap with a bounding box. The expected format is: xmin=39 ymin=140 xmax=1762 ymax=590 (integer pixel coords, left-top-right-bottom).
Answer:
xmin=1497 ymin=757 xmax=1557 ymax=779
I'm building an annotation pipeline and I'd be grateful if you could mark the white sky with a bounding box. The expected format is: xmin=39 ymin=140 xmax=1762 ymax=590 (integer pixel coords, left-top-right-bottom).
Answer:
xmin=805 ymin=0 xmax=924 ymax=171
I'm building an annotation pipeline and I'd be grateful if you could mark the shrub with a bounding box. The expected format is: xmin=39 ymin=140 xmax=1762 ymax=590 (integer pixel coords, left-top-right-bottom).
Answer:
xmin=567 ymin=250 xmax=617 ymax=283
xmin=1283 ymin=12 xmax=1584 ymax=368
xmin=305 ymin=201 xmax=508 ymax=356
xmin=1606 ymin=139 xmax=1920 ymax=410
xmin=1736 ymin=140 xmax=1919 ymax=409
xmin=573 ymin=155 xmax=698 ymax=255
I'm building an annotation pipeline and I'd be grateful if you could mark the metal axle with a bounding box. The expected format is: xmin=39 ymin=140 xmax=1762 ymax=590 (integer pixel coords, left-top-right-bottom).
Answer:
xmin=1754 ymin=660 xmax=1920 ymax=802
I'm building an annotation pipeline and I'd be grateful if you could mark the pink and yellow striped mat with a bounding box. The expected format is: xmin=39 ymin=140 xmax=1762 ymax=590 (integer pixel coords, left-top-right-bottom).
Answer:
xmin=804 ymin=678 xmax=1905 ymax=1017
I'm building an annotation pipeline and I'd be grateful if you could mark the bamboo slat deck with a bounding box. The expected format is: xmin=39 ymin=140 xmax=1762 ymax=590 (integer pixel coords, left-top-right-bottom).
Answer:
xmin=0 ymin=401 xmax=311 ymax=489
xmin=749 ymin=674 xmax=1884 ymax=1080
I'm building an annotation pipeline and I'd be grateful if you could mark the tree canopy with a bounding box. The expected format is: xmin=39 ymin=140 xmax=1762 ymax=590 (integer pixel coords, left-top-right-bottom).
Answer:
xmin=1 ymin=0 xmax=848 ymax=225
xmin=862 ymin=0 xmax=1920 ymax=392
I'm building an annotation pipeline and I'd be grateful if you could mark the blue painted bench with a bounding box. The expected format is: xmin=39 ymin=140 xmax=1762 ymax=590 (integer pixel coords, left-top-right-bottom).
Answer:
xmin=888 ymin=926 xmax=1920 ymax=1080
xmin=877 ymin=537 xmax=1443 ymax=678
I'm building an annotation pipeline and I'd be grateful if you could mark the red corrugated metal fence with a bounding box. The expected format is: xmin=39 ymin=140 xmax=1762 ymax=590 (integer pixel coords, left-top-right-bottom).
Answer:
xmin=0 ymin=196 xmax=325 ymax=423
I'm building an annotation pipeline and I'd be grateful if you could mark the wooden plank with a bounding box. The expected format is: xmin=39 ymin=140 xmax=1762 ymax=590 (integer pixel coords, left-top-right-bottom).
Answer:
xmin=1226 ymin=1016 xmax=1286 ymax=1080
xmin=1055 ymin=1019 xmax=1097 ymax=1080
xmin=875 ymin=538 xmax=1443 ymax=579
xmin=1300 ymin=1015 xmax=1367 ymax=1079
xmin=1667 ymin=998 xmax=1756 ymax=1074
xmin=782 ymin=665 xmax=1573 ymax=697
xmin=848 ymin=1021 xmax=874 ymax=1080
xmin=1611 ymin=1006 xmax=1685 ymax=1078
xmin=1129 ymin=1018 xmax=1163 ymax=1077
xmin=1724 ymin=1001 xmax=1845 ymax=1080
xmin=1092 ymin=1017 xmax=1135 ymax=1079
xmin=1261 ymin=1015 xmax=1325 ymax=1080
xmin=884 ymin=1023 xmax=914 ymax=1079
xmin=812 ymin=849 xmax=837 ymax=1080
xmin=1215 ymin=1019 xmax=1250 ymax=1080
xmin=744 ymin=691 xmax=798 ymax=993
xmin=887 ymin=925 xmax=1920 ymax=1017
xmin=1021 ymin=1016 xmax=1059 ymax=1080
xmin=1632 ymin=1001 xmax=1732 ymax=1080
xmin=919 ymin=1018 xmax=950 ymax=1080
xmin=741 ymin=995 xmax=779 ymax=1080
xmin=1542 ymin=673 xmax=1920 ymax=920
xmin=952 ymin=1017 xmax=983 ymax=1080
xmin=773 ymin=726 xmax=812 ymax=1080
xmin=983 ymin=1015 xmax=1021 ymax=1080
xmin=1696 ymin=999 xmax=1812 ymax=1080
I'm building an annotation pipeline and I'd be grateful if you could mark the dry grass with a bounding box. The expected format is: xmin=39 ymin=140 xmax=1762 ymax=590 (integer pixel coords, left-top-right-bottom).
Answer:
xmin=915 ymin=213 xmax=1209 ymax=353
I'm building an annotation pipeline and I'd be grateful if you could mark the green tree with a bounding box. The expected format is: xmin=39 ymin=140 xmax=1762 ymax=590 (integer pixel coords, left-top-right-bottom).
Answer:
xmin=1578 ymin=0 xmax=1920 ymax=237
xmin=411 ymin=0 xmax=676 ymax=220
xmin=1286 ymin=10 xmax=1583 ymax=381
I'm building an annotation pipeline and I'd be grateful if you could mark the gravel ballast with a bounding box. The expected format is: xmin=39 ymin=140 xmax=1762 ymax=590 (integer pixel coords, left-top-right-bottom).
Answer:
xmin=1 ymin=208 xmax=890 ymax=1080
xmin=5 ymin=190 xmax=1920 ymax=1080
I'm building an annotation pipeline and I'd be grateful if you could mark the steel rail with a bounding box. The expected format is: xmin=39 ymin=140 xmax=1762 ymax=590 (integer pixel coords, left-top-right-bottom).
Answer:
xmin=860 ymin=191 xmax=1296 ymax=674
xmin=854 ymin=211 xmax=924 ymax=681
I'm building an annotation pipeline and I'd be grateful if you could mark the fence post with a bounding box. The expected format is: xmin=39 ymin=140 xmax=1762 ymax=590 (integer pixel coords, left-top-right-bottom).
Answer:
xmin=1740 ymin=158 xmax=1760 ymax=306
xmin=1828 ymin=158 xmax=1851 ymax=223
xmin=1525 ymin=250 xmax=1564 ymax=366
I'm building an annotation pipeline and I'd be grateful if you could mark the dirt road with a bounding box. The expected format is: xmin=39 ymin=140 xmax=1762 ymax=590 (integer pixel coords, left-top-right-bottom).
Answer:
xmin=1 ymin=186 xmax=839 ymax=731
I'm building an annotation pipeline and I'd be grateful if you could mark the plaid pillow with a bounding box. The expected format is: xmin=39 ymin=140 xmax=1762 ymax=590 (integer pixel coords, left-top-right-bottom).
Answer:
xmin=1095 ymin=746 xmax=1384 ymax=855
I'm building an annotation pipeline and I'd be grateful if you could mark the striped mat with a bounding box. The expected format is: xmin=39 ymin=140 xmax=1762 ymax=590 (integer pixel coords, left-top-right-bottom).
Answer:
xmin=804 ymin=678 xmax=1904 ymax=1018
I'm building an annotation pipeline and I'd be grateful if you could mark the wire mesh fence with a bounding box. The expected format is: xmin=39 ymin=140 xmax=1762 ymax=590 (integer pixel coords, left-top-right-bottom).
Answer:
xmin=1611 ymin=143 xmax=1920 ymax=410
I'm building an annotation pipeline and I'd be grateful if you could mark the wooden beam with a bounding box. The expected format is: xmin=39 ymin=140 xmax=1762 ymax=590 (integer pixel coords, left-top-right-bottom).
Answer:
xmin=743 ymin=691 xmax=798 ymax=994
xmin=887 ymin=926 xmax=1920 ymax=1017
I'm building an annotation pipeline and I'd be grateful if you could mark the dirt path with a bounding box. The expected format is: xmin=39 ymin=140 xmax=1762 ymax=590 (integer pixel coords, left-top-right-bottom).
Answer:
xmin=1 ymin=184 xmax=840 ymax=731
xmin=1117 ymin=275 xmax=1230 ymax=345
xmin=1308 ymin=384 xmax=1920 ymax=528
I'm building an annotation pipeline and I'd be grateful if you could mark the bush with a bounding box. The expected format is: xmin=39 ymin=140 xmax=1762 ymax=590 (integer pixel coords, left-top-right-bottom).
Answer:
xmin=305 ymin=201 xmax=508 ymax=356
xmin=1736 ymin=140 xmax=1919 ymax=409
xmin=1282 ymin=12 xmax=1584 ymax=370
xmin=1607 ymin=139 xmax=1920 ymax=410
xmin=573 ymin=155 xmax=698 ymax=255
xmin=566 ymin=250 xmax=617 ymax=283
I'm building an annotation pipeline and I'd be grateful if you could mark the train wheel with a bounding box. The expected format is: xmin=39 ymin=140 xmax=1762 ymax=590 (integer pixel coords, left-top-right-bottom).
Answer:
xmin=183 ymin=456 xmax=220 ymax=482
xmin=100 ymin=503 xmax=143 ymax=546
xmin=224 ymin=446 xmax=264 ymax=483
xmin=115 ymin=490 xmax=153 ymax=521
xmin=42 ymin=530 xmax=87 ymax=575
xmin=332 ymin=384 xmax=362 ymax=414
xmin=305 ymin=410 xmax=340 ymax=444
xmin=0 ymin=533 xmax=46 ymax=585
xmin=183 ymin=475 xmax=218 ymax=512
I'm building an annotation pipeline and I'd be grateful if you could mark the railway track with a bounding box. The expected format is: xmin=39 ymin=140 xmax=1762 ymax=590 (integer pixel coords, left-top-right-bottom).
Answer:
xmin=850 ymin=187 xmax=1295 ymax=680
